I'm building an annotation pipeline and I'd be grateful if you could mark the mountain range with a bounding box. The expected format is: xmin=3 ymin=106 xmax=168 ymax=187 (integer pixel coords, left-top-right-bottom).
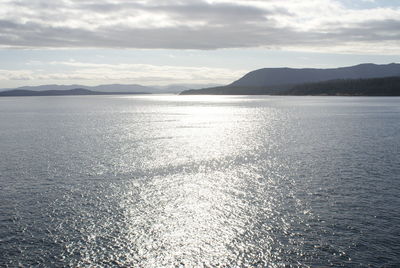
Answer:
xmin=0 ymin=88 xmax=152 ymax=97
xmin=0 ymin=83 xmax=222 ymax=94
xmin=180 ymin=63 xmax=400 ymax=96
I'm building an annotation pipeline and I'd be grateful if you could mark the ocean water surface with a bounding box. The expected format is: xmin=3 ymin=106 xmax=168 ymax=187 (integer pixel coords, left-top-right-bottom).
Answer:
xmin=0 ymin=95 xmax=399 ymax=267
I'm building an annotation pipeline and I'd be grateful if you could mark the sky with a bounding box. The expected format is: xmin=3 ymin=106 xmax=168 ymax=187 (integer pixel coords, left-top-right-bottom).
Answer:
xmin=0 ymin=0 xmax=400 ymax=88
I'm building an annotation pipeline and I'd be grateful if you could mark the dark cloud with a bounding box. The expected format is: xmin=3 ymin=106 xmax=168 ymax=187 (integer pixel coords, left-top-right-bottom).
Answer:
xmin=75 ymin=1 xmax=288 ymax=24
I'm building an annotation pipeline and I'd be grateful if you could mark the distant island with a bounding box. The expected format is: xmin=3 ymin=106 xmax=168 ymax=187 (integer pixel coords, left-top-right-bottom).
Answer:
xmin=180 ymin=77 xmax=400 ymax=96
xmin=0 ymin=83 xmax=223 ymax=95
xmin=0 ymin=88 xmax=150 ymax=97
xmin=180 ymin=63 xmax=400 ymax=96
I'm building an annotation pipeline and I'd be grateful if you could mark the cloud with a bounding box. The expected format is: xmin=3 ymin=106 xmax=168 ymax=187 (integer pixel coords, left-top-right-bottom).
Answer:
xmin=0 ymin=61 xmax=247 ymax=85
xmin=0 ymin=69 xmax=34 ymax=81
xmin=0 ymin=0 xmax=399 ymax=53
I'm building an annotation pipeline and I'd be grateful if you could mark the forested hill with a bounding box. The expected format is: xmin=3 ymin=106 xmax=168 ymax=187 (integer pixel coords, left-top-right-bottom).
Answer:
xmin=230 ymin=63 xmax=400 ymax=87
xmin=180 ymin=77 xmax=400 ymax=96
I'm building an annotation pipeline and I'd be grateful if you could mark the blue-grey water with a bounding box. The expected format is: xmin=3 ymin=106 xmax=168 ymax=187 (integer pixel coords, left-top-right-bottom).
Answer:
xmin=0 ymin=95 xmax=399 ymax=267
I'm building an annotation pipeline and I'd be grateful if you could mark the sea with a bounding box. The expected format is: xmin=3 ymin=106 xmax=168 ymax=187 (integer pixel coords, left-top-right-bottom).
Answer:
xmin=0 ymin=95 xmax=399 ymax=267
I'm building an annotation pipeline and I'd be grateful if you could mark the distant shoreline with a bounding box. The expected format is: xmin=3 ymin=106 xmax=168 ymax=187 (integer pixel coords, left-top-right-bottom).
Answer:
xmin=180 ymin=93 xmax=400 ymax=97
xmin=0 ymin=88 xmax=151 ymax=97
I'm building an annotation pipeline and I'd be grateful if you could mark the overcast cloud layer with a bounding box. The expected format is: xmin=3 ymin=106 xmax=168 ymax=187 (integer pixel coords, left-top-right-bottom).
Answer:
xmin=1 ymin=0 xmax=400 ymax=53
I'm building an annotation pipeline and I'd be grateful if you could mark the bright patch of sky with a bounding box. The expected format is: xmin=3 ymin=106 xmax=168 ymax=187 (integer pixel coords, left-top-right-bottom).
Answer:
xmin=339 ymin=0 xmax=398 ymax=9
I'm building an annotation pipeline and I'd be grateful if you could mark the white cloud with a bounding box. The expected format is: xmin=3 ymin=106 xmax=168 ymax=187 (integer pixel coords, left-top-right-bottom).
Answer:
xmin=0 ymin=61 xmax=247 ymax=85
xmin=0 ymin=69 xmax=34 ymax=81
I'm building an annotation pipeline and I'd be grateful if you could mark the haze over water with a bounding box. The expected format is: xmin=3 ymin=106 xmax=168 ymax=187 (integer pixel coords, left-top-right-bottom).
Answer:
xmin=1 ymin=95 xmax=399 ymax=267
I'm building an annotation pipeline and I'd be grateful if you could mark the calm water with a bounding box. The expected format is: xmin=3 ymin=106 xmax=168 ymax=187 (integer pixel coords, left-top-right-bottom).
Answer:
xmin=0 ymin=95 xmax=399 ymax=267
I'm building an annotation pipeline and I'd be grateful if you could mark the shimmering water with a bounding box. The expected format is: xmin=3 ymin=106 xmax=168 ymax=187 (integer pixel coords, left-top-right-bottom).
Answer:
xmin=0 ymin=95 xmax=399 ymax=267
